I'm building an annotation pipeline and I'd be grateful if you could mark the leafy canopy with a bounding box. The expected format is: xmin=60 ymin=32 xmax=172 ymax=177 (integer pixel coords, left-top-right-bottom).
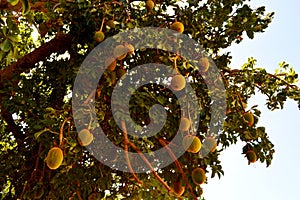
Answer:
xmin=0 ymin=0 xmax=299 ymax=199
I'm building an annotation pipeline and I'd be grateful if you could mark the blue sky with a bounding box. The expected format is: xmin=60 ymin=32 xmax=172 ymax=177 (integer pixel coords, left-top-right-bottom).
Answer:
xmin=203 ymin=0 xmax=300 ymax=200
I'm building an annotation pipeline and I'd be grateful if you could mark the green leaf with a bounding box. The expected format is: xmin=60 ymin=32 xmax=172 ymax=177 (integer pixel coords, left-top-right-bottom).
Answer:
xmin=0 ymin=51 xmax=4 ymax=61
xmin=21 ymin=0 xmax=30 ymax=15
xmin=246 ymin=30 xmax=254 ymax=39
xmin=7 ymin=0 xmax=19 ymax=6
xmin=1 ymin=39 xmax=11 ymax=52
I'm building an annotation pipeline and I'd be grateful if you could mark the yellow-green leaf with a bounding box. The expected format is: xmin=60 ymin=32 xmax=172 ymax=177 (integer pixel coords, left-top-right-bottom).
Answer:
xmin=7 ymin=35 xmax=19 ymax=42
xmin=1 ymin=39 xmax=11 ymax=52
xmin=34 ymin=128 xmax=50 ymax=140
xmin=7 ymin=0 xmax=19 ymax=6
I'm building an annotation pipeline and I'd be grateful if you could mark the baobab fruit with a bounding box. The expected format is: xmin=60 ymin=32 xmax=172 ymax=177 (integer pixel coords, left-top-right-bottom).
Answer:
xmin=170 ymin=74 xmax=186 ymax=91
xmin=172 ymin=181 xmax=185 ymax=196
xmin=94 ymin=30 xmax=105 ymax=43
xmin=46 ymin=147 xmax=64 ymax=170
xmin=106 ymin=20 xmax=115 ymax=28
xmin=198 ymin=57 xmax=210 ymax=73
xmin=78 ymin=129 xmax=94 ymax=146
xmin=191 ymin=168 xmax=206 ymax=185
xmin=113 ymin=45 xmax=128 ymax=60
xmin=243 ymin=112 xmax=254 ymax=126
xmin=105 ymin=56 xmax=117 ymax=71
xmin=203 ymin=136 xmax=217 ymax=153
xmin=246 ymin=150 xmax=257 ymax=163
xmin=146 ymin=0 xmax=155 ymax=11
xmin=125 ymin=43 xmax=134 ymax=55
xmin=179 ymin=117 xmax=191 ymax=132
xmin=170 ymin=21 xmax=184 ymax=33
xmin=183 ymin=135 xmax=202 ymax=153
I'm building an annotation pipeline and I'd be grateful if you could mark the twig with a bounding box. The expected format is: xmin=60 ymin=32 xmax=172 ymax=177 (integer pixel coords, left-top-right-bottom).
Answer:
xmin=236 ymin=92 xmax=245 ymax=112
xmin=100 ymin=18 xmax=105 ymax=32
xmin=19 ymin=181 xmax=28 ymax=199
xmin=87 ymin=105 xmax=94 ymax=130
xmin=173 ymin=54 xmax=180 ymax=73
xmin=30 ymin=143 xmax=43 ymax=181
xmin=59 ymin=117 xmax=72 ymax=146
xmin=83 ymin=89 xmax=96 ymax=105
xmin=158 ymin=137 xmax=197 ymax=199
xmin=223 ymin=68 xmax=298 ymax=89
xmin=254 ymin=84 xmax=271 ymax=99
xmin=75 ymin=190 xmax=83 ymax=200
xmin=40 ymin=161 xmax=46 ymax=182
xmin=267 ymin=73 xmax=298 ymax=89
xmin=35 ymin=143 xmax=42 ymax=170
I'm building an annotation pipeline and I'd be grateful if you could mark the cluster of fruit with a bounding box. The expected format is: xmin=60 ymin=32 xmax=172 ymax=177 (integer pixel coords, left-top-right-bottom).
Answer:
xmin=242 ymin=112 xmax=258 ymax=164
xmin=45 ymin=129 xmax=93 ymax=170
xmin=171 ymin=167 xmax=206 ymax=196
xmin=170 ymin=70 xmax=216 ymax=153
xmin=168 ymin=73 xmax=257 ymax=197
xmin=169 ymin=114 xmax=257 ymax=196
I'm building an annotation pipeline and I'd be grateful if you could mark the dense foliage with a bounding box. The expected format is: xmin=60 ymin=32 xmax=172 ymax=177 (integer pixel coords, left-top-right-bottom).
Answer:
xmin=0 ymin=0 xmax=299 ymax=199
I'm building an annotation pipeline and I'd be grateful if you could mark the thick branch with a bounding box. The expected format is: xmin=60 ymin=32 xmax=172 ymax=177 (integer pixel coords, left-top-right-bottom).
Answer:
xmin=0 ymin=33 xmax=72 ymax=83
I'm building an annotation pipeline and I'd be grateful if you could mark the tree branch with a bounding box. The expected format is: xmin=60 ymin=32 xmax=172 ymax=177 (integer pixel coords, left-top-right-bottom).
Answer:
xmin=223 ymin=68 xmax=298 ymax=89
xmin=0 ymin=33 xmax=72 ymax=84
xmin=121 ymin=120 xmax=145 ymax=186
xmin=59 ymin=117 xmax=72 ymax=146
